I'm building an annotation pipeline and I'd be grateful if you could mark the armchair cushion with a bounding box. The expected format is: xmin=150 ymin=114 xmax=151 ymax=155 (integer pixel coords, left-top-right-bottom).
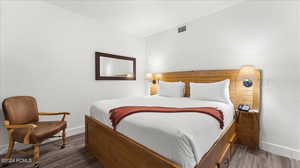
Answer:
xmin=13 ymin=121 xmax=67 ymax=144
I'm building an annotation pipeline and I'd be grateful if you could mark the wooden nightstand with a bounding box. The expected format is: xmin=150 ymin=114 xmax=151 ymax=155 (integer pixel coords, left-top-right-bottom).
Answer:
xmin=237 ymin=111 xmax=260 ymax=150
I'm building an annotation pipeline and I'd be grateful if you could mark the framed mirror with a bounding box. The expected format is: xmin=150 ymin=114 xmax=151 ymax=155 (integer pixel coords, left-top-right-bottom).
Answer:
xmin=95 ymin=52 xmax=136 ymax=80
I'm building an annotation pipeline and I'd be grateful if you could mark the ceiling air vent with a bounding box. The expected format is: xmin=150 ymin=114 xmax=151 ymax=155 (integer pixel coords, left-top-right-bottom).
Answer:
xmin=178 ymin=25 xmax=186 ymax=33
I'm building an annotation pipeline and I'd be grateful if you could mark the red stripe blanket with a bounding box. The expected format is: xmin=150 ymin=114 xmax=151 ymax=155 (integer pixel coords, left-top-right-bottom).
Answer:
xmin=109 ymin=106 xmax=224 ymax=130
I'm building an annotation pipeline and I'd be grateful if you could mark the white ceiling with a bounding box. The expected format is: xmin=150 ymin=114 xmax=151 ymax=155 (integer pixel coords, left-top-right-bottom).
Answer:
xmin=46 ymin=0 xmax=245 ymax=38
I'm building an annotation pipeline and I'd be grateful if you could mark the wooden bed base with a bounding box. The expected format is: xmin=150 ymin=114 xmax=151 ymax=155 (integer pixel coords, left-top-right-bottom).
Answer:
xmin=85 ymin=115 xmax=237 ymax=168
xmin=85 ymin=69 xmax=261 ymax=168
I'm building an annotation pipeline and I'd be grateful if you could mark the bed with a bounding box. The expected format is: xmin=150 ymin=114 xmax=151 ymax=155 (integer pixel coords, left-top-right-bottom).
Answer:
xmin=85 ymin=69 xmax=261 ymax=168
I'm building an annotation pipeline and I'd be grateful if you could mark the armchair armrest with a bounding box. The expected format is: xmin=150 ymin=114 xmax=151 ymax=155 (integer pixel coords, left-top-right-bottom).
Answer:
xmin=38 ymin=112 xmax=70 ymax=121
xmin=38 ymin=112 xmax=70 ymax=116
xmin=3 ymin=120 xmax=37 ymax=144
xmin=3 ymin=120 xmax=37 ymax=129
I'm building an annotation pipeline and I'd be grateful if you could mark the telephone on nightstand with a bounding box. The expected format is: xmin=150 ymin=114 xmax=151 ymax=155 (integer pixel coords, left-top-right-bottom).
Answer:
xmin=238 ymin=104 xmax=250 ymax=112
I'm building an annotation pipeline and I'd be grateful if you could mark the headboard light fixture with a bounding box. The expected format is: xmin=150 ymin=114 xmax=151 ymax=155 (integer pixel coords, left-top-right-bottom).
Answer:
xmin=146 ymin=73 xmax=162 ymax=84
xmin=146 ymin=73 xmax=156 ymax=84
xmin=239 ymin=65 xmax=256 ymax=87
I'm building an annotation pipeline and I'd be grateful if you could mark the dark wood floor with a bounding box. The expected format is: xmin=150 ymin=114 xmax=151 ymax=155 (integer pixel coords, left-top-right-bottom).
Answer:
xmin=1 ymin=134 xmax=299 ymax=168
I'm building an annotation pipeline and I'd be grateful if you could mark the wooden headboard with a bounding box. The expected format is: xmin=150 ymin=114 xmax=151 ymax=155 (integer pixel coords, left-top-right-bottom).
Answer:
xmin=150 ymin=69 xmax=261 ymax=110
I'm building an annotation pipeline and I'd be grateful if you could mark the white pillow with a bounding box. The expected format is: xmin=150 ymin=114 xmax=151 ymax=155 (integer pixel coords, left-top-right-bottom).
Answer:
xmin=190 ymin=79 xmax=231 ymax=104
xmin=158 ymin=81 xmax=185 ymax=97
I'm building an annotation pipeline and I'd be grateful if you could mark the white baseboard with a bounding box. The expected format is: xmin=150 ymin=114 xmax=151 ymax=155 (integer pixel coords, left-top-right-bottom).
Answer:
xmin=0 ymin=125 xmax=84 ymax=155
xmin=66 ymin=125 xmax=85 ymax=136
xmin=261 ymin=141 xmax=300 ymax=160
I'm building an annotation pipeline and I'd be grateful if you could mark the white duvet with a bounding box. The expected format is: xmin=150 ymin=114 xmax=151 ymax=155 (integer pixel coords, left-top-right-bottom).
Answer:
xmin=90 ymin=96 xmax=234 ymax=168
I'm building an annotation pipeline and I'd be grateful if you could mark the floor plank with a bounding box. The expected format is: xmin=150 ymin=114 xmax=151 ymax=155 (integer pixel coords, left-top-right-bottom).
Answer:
xmin=1 ymin=134 xmax=299 ymax=168
xmin=229 ymin=145 xmax=300 ymax=168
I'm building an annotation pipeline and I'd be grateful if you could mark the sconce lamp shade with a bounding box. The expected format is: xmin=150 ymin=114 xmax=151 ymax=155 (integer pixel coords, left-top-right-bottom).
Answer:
xmin=146 ymin=73 xmax=162 ymax=84
xmin=239 ymin=65 xmax=256 ymax=80
xmin=146 ymin=73 xmax=159 ymax=84
xmin=239 ymin=65 xmax=256 ymax=87
xmin=146 ymin=73 xmax=154 ymax=80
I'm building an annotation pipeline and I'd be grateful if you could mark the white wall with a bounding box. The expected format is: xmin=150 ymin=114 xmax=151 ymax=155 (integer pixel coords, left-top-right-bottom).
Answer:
xmin=0 ymin=0 xmax=5 ymax=147
xmin=146 ymin=1 xmax=300 ymax=160
xmin=0 ymin=0 xmax=146 ymax=151
xmin=0 ymin=2 xmax=2 ymax=100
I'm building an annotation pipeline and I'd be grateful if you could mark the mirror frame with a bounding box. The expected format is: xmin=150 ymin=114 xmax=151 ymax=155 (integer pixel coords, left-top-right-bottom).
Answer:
xmin=95 ymin=52 xmax=136 ymax=80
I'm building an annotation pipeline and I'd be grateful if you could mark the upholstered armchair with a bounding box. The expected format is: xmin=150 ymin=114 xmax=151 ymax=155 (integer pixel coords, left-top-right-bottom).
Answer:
xmin=2 ymin=96 xmax=70 ymax=168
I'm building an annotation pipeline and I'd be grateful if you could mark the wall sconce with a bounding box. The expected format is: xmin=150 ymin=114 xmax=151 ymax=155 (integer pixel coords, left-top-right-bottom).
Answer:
xmin=146 ymin=73 xmax=156 ymax=84
xmin=146 ymin=73 xmax=162 ymax=84
xmin=239 ymin=65 xmax=256 ymax=87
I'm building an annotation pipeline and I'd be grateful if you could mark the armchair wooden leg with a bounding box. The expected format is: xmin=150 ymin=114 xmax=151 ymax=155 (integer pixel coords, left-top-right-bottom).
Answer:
xmin=4 ymin=133 xmax=15 ymax=159
xmin=2 ymin=131 xmax=15 ymax=167
xmin=61 ymin=128 xmax=66 ymax=149
xmin=33 ymin=144 xmax=40 ymax=168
